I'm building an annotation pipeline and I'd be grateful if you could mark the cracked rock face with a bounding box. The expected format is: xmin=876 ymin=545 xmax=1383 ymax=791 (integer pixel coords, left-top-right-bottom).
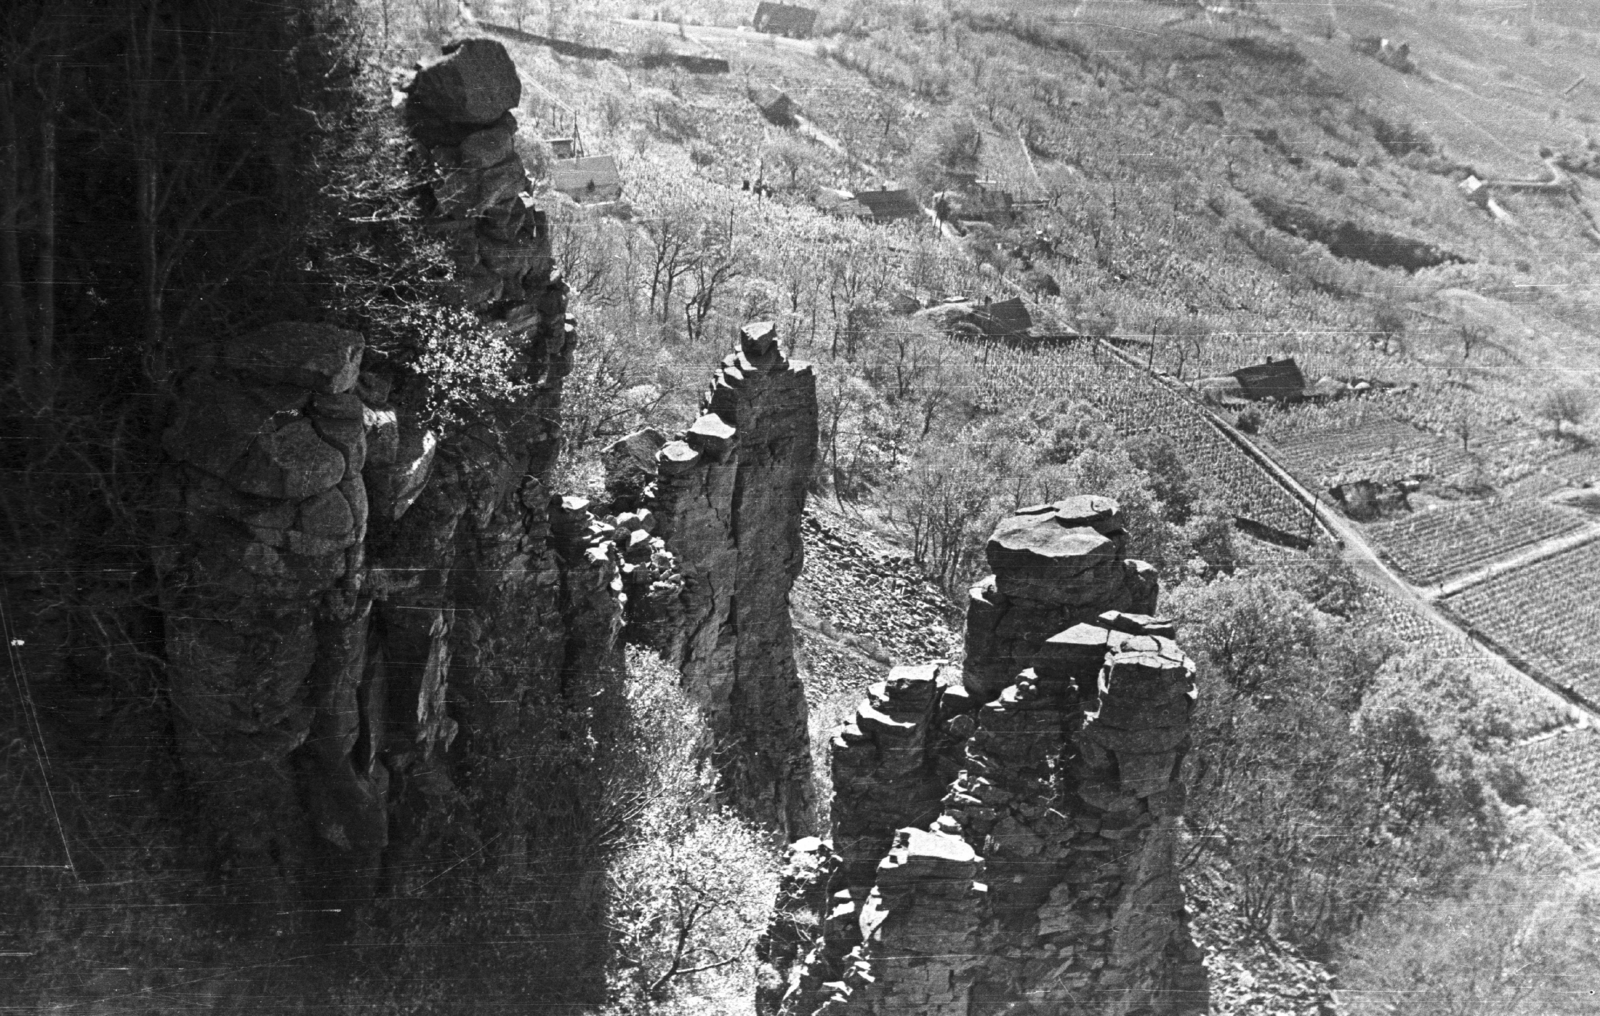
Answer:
xmin=762 ymin=500 xmax=1208 ymax=1016
xmin=965 ymin=496 xmax=1158 ymax=701
xmin=157 ymin=324 xmax=395 ymax=881
xmin=605 ymin=321 xmax=818 ymax=837
xmin=153 ymin=40 xmax=622 ymax=932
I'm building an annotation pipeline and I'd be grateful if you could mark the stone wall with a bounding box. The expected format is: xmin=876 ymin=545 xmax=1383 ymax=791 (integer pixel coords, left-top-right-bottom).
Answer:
xmin=154 ymin=38 xmax=624 ymax=912
xmin=605 ymin=322 xmax=818 ymax=837
xmin=762 ymin=497 xmax=1209 ymax=1016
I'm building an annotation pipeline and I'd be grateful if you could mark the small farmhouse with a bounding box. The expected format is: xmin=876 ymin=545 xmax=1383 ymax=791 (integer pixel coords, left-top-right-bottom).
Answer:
xmin=853 ymin=189 xmax=922 ymax=223
xmin=975 ymin=297 xmax=1032 ymax=340
xmin=1231 ymin=357 xmax=1307 ymax=402
xmin=748 ymin=84 xmax=798 ymax=126
xmin=753 ymin=2 xmax=819 ymax=38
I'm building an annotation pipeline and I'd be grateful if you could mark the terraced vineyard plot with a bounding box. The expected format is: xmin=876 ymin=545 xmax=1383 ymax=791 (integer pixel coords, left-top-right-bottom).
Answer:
xmin=1443 ymin=540 xmax=1600 ymax=707
xmin=1512 ymin=727 xmax=1600 ymax=846
xmin=1366 ymin=499 xmax=1591 ymax=586
xmin=1358 ymin=581 xmax=1466 ymax=652
xmin=1502 ymin=470 xmax=1571 ymax=501
xmin=1357 ymin=581 xmax=1576 ymax=736
xmin=1547 ymin=449 xmax=1600 ymax=489
xmin=1265 ymin=419 xmax=1476 ymax=490
xmin=968 ymin=340 xmax=1319 ymax=544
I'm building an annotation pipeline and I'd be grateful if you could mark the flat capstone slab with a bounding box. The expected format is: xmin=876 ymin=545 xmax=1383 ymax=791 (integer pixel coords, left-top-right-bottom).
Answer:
xmin=986 ymin=497 xmax=1125 ymax=603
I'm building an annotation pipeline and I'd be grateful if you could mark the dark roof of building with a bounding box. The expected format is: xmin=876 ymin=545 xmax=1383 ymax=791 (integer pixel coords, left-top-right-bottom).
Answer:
xmin=749 ymin=84 xmax=786 ymax=108
xmin=1231 ymin=358 xmax=1307 ymax=401
xmin=854 ymin=189 xmax=922 ymax=221
xmin=976 ymin=297 xmax=1032 ymax=338
xmin=753 ymin=2 xmax=818 ymax=38
xmin=748 ymin=84 xmax=797 ymax=123
xmin=979 ymin=297 xmax=1030 ymax=337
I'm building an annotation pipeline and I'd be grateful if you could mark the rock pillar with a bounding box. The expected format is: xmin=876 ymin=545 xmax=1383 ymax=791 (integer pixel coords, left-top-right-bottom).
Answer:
xmin=154 ymin=38 xmax=624 ymax=925
xmin=373 ymin=36 xmax=626 ymax=887
xmin=963 ymin=495 xmax=1157 ymax=699
xmin=606 ymin=321 xmax=818 ymax=836
xmin=765 ymin=498 xmax=1208 ymax=1016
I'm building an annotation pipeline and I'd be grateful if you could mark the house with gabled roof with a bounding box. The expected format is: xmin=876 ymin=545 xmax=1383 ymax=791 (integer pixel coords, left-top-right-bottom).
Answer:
xmin=753 ymin=2 xmax=819 ymax=38
xmin=1231 ymin=357 xmax=1307 ymax=402
xmin=975 ymin=297 xmax=1032 ymax=340
xmin=853 ymin=189 xmax=922 ymax=223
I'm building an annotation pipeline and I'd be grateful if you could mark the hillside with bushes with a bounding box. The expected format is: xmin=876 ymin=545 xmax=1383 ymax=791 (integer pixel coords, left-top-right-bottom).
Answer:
xmin=5 ymin=0 xmax=1600 ymax=1013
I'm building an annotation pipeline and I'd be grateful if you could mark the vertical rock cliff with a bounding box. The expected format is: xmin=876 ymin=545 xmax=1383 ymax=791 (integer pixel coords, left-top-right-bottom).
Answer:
xmin=763 ymin=497 xmax=1208 ymax=1016
xmin=157 ymin=322 xmax=387 ymax=884
xmin=606 ymin=322 xmax=818 ymax=837
xmin=154 ymin=38 xmax=624 ymax=914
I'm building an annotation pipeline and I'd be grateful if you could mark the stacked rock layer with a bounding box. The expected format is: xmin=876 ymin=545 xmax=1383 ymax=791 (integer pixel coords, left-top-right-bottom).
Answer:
xmin=762 ymin=498 xmax=1208 ymax=1016
xmin=605 ymin=321 xmax=818 ymax=837
xmin=155 ymin=38 xmax=623 ymax=909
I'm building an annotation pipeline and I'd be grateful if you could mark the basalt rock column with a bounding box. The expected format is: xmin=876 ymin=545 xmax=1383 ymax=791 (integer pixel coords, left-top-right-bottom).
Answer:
xmin=154 ymin=38 xmax=624 ymax=921
xmin=964 ymin=496 xmax=1157 ymax=699
xmin=639 ymin=321 xmax=818 ymax=836
xmin=766 ymin=499 xmax=1207 ymax=1016
xmin=374 ymin=36 xmax=622 ymax=886
xmin=157 ymin=323 xmax=385 ymax=890
xmin=941 ymin=615 xmax=1206 ymax=1015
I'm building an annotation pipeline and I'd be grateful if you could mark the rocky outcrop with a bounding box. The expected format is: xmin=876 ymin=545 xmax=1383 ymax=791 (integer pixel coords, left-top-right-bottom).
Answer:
xmin=154 ymin=38 xmax=623 ymax=921
xmin=157 ymin=322 xmax=388 ymax=878
xmin=605 ymin=322 xmax=818 ymax=836
xmin=965 ymin=497 xmax=1158 ymax=699
xmin=763 ymin=498 xmax=1208 ymax=1016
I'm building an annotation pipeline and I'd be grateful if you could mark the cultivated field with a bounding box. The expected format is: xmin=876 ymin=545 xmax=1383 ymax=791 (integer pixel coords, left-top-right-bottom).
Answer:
xmin=1366 ymin=498 xmax=1591 ymax=585
xmin=1265 ymin=416 xmax=1477 ymax=490
xmin=1443 ymin=539 xmax=1600 ymax=706
xmin=1512 ymin=727 xmax=1600 ymax=847
xmin=968 ymin=338 xmax=1320 ymax=543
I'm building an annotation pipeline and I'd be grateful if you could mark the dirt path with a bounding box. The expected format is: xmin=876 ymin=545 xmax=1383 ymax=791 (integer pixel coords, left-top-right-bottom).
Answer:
xmin=1083 ymin=337 xmax=1595 ymax=723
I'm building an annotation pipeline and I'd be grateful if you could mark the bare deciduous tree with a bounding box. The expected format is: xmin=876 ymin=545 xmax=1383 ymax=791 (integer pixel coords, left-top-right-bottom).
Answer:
xmin=1537 ymin=387 xmax=1594 ymax=435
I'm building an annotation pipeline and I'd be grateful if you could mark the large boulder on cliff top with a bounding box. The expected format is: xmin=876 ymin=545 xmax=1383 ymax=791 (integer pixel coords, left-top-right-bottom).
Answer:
xmin=409 ymin=38 xmax=521 ymax=126
xmin=603 ymin=428 xmax=666 ymax=504
xmin=985 ymin=496 xmax=1125 ymax=604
